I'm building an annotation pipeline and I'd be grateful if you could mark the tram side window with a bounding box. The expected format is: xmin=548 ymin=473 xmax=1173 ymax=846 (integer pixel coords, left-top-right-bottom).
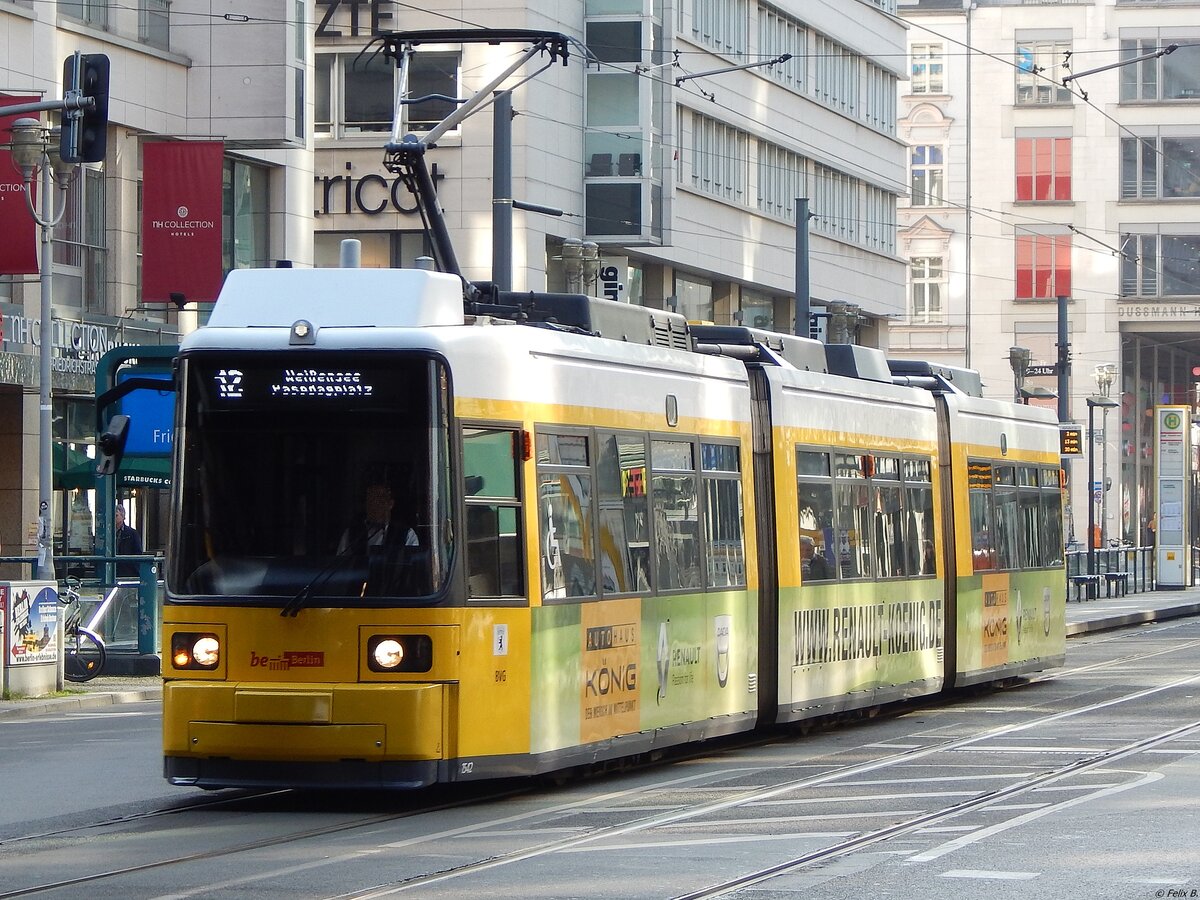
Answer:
xmin=993 ymin=466 xmax=1020 ymax=570
xmin=462 ymin=427 xmax=524 ymax=599
xmin=836 ymin=481 xmax=872 ymax=579
xmin=596 ymin=432 xmax=652 ymax=594
xmin=905 ymin=460 xmax=936 ymax=576
xmin=537 ymin=433 xmax=596 ymax=600
xmin=702 ymin=443 xmax=746 ymax=588
xmin=652 ymin=440 xmax=702 ymax=591
xmin=871 ymin=457 xmax=905 ymax=577
xmin=797 ymin=450 xmax=836 ymax=582
xmin=969 ymin=462 xmax=996 ymax=571
xmin=1018 ymin=467 xmax=1041 ymax=570
xmin=1041 ymin=467 xmax=1065 ymax=566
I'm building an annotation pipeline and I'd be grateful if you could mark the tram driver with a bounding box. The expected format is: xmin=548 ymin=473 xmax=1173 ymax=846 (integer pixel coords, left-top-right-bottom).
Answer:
xmin=338 ymin=482 xmax=419 ymax=555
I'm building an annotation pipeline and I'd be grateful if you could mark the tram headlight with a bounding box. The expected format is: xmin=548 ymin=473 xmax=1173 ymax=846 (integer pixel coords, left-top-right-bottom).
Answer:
xmin=366 ymin=634 xmax=434 ymax=673
xmin=171 ymin=632 xmax=221 ymax=670
xmin=373 ymin=639 xmax=405 ymax=669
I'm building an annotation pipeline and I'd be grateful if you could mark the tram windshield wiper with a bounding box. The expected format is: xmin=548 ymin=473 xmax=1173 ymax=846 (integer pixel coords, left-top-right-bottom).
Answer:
xmin=280 ymin=554 xmax=358 ymax=617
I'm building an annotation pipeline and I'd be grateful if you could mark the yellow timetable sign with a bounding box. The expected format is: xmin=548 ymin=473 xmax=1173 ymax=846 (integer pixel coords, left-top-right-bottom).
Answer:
xmin=1059 ymin=425 xmax=1083 ymax=456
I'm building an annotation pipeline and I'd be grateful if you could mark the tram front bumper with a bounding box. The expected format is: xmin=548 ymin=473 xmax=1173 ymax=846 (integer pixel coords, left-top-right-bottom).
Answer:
xmin=163 ymin=681 xmax=449 ymax=762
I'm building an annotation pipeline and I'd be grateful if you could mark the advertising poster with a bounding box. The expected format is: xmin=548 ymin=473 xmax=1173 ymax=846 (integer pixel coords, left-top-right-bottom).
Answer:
xmin=580 ymin=596 xmax=641 ymax=744
xmin=7 ymin=585 xmax=58 ymax=666
xmin=141 ymin=140 xmax=224 ymax=303
xmin=981 ymin=571 xmax=1010 ymax=668
xmin=0 ymin=96 xmax=41 ymax=276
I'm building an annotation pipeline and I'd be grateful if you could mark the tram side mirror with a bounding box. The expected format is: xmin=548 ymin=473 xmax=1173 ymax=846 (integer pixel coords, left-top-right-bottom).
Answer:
xmin=96 ymin=415 xmax=130 ymax=476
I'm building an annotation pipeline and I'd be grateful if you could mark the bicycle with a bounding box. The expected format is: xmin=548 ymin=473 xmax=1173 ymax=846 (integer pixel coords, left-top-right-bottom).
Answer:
xmin=60 ymin=578 xmax=107 ymax=683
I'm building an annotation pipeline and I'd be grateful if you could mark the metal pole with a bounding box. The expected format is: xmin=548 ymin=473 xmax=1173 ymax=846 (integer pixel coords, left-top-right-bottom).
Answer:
xmin=1087 ymin=401 xmax=1097 ymax=598
xmin=492 ymin=91 xmax=513 ymax=291
xmin=36 ymin=156 xmax=57 ymax=586
xmin=1058 ymin=294 xmax=1073 ymax=544
xmin=1101 ymin=406 xmax=1110 ymax=546
xmin=1056 ymin=295 xmax=1070 ymax=425
xmin=795 ymin=198 xmax=810 ymax=337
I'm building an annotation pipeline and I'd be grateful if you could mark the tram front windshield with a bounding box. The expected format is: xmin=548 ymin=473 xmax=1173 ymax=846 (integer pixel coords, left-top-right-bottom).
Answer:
xmin=169 ymin=352 xmax=452 ymax=603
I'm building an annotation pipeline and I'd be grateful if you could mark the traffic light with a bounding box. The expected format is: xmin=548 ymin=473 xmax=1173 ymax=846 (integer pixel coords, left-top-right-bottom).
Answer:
xmin=59 ymin=52 xmax=109 ymax=164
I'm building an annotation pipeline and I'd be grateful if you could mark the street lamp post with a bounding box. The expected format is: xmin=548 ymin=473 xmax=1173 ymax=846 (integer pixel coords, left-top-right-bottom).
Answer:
xmin=1009 ymin=346 xmax=1031 ymax=403
xmin=1086 ymin=393 xmax=1119 ymax=597
xmin=1093 ymin=364 xmax=1117 ymax=546
xmin=9 ymin=117 xmax=77 ymax=583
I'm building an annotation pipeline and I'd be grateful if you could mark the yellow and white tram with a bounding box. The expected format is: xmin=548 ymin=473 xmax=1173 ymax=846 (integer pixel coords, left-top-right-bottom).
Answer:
xmin=162 ymin=266 xmax=1065 ymax=789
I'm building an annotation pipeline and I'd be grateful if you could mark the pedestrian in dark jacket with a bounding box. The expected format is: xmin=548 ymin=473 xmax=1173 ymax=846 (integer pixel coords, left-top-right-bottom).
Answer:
xmin=115 ymin=503 xmax=142 ymax=577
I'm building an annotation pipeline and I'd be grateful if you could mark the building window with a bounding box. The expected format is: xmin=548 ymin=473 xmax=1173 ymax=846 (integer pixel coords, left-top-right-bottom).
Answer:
xmin=315 ymin=51 xmax=459 ymax=139
xmin=690 ymin=113 xmax=748 ymax=203
xmin=1121 ymin=135 xmax=1200 ymax=199
xmin=865 ymin=62 xmax=897 ymax=134
xmin=758 ymin=142 xmax=893 ymax=255
xmin=53 ymin=168 xmax=106 ymax=313
xmin=315 ymin=232 xmax=431 ymax=269
xmin=586 ymin=182 xmax=641 ymax=236
xmin=1016 ymin=137 xmax=1071 ymax=201
xmin=1015 ymin=233 xmax=1071 ymax=300
xmin=864 ymin=184 xmax=896 ymax=255
xmin=139 ymin=0 xmax=170 ymax=50
xmin=1121 ymin=35 xmax=1200 ymax=102
xmin=911 ymin=43 xmax=944 ymax=94
xmin=61 ymin=0 xmax=108 ymax=30
xmin=760 ymin=6 xmax=806 ymax=94
xmin=688 ymin=0 xmax=749 ymax=56
xmin=813 ymin=163 xmax=858 ymax=243
xmin=1016 ymin=40 xmax=1072 ymax=105
xmin=1121 ymin=232 xmax=1200 ymax=297
xmin=740 ymin=289 xmax=774 ymax=329
xmin=294 ymin=0 xmax=307 ymax=60
xmin=910 ymin=256 xmax=945 ymax=324
xmin=223 ymin=159 xmax=270 ymax=271
xmin=673 ymin=274 xmax=713 ymax=321
xmin=757 ymin=141 xmax=807 ymax=221
xmin=813 ymin=33 xmax=858 ymax=118
xmin=910 ymin=145 xmax=944 ymax=206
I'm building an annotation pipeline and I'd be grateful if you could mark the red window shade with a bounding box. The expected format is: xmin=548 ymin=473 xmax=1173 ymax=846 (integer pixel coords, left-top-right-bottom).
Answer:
xmin=1035 ymin=140 xmax=1052 ymax=200
xmin=1033 ymin=235 xmax=1054 ymax=297
xmin=1015 ymin=136 xmax=1072 ymax=202
xmin=1016 ymin=138 xmax=1033 ymax=200
xmin=1055 ymin=138 xmax=1072 ymax=200
xmin=1016 ymin=235 xmax=1034 ymax=298
xmin=1016 ymin=233 xmax=1072 ymax=299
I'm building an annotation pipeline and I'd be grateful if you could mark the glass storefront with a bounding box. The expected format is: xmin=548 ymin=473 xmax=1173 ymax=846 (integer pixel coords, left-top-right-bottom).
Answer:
xmin=1119 ymin=334 xmax=1200 ymax=546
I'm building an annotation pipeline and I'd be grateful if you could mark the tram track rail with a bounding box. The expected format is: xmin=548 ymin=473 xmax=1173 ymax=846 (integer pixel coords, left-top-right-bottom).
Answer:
xmin=2 ymin=632 xmax=1199 ymax=899
xmin=324 ymin=669 xmax=1200 ymax=899
xmin=670 ymin=718 xmax=1200 ymax=900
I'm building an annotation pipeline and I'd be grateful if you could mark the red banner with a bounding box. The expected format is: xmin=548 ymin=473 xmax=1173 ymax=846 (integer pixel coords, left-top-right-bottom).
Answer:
xmin=0 ymin=96 xmax=41 ymax=276
xmin=142 ymin=141 xmax=224 ymax=303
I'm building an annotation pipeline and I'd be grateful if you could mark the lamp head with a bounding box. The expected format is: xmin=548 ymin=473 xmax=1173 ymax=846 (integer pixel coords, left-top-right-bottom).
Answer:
xmin=8 ymin=117 xmax=47 ymax=176
xmin=1092 ymin=363 xmax=1117 ymax=398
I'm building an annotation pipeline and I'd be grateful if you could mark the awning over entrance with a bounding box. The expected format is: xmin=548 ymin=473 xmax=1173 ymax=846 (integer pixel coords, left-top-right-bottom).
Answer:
xmin=54 ymin=445 xmax=171 ymax=491
xmin=54 ymin=444 xmax=95 ymax=492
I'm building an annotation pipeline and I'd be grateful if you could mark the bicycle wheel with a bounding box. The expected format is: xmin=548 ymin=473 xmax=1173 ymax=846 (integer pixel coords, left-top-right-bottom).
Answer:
xmin=64 ymin=626 xmax=106 ymax=683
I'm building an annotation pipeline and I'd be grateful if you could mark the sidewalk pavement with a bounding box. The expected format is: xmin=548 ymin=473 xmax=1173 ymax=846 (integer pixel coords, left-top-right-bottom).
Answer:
xmin=2 ymin=588 xmax=1198 ymax=720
